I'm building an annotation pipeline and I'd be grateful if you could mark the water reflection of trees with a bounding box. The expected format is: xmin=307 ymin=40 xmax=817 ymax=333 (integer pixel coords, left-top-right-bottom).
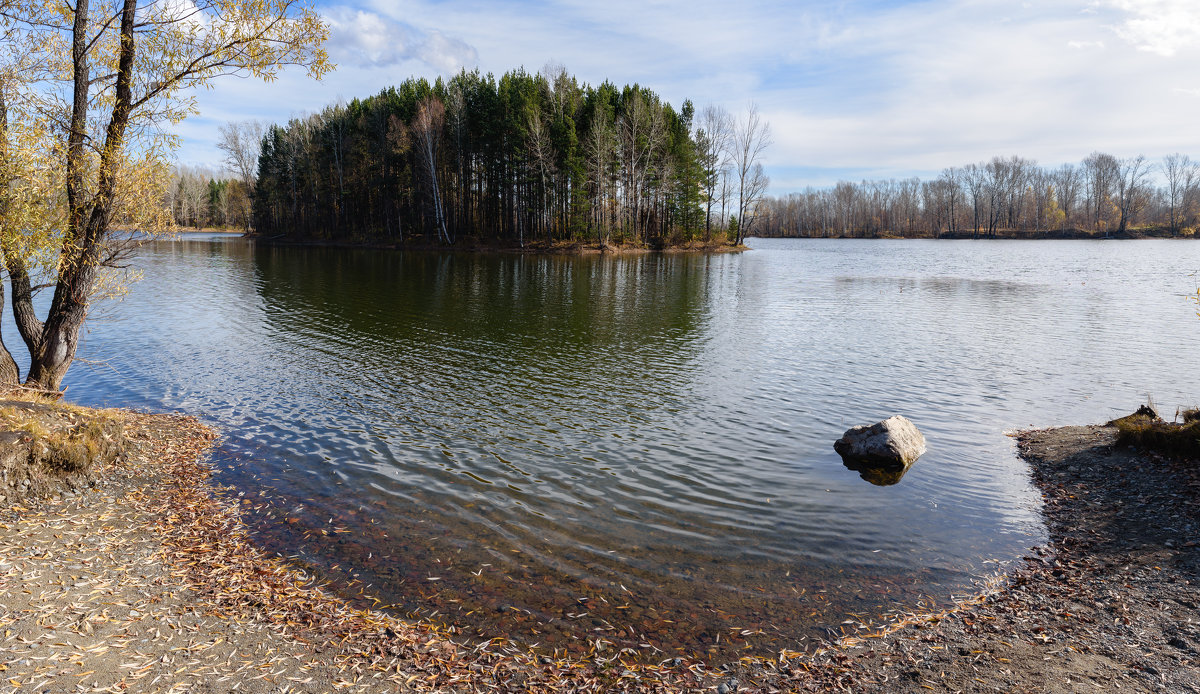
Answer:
xmin=249 ymin=247 xmax=714 ymax=388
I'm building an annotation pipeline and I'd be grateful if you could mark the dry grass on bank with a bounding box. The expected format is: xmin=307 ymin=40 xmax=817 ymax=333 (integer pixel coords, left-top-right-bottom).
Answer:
xmin=1110 ymin=405 xmax=1200 ymax=459
xmin=0 ymin=397 xmax=127 ymax=505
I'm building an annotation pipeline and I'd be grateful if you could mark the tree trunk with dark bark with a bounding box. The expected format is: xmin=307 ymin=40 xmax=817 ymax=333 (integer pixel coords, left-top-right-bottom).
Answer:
xmin=13 ymin=0 xmax=137 ymax=392
xmin=0 ymin=79 xmax=23 ymax=388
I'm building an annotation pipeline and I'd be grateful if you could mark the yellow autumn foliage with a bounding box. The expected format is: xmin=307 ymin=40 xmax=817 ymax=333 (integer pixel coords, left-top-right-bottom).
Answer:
xmin=0 ymin=0 xmax=329 ymax=388
xmin=1 ymin=1 xmax=327 ymax=273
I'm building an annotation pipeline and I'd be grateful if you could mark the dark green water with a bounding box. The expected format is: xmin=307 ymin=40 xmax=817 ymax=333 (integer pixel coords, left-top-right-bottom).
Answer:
xmin=49 ymin=236 xmax=1200 ymax=658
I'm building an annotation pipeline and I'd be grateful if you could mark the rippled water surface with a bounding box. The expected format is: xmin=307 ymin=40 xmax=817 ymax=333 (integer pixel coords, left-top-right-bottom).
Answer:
xmin=45 ymin=236 xmax=1200 ymax=657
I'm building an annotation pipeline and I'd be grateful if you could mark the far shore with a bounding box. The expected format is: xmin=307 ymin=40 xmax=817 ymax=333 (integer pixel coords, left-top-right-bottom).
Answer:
xmin=754 ymin=226 xmax=1198 ymax=241
xmin=117 ymin=225 xmax=747 ymax=253
xmin=141 ymin=225 xmax=1200 ymax=247
xmin=244 ymin=232 xmax=748 ymax=255
xmin=176 ymin=226 xmax=247 ymax=234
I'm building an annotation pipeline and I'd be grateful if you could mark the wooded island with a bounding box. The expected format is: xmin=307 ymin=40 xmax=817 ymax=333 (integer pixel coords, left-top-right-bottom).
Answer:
xmin=251 ymin=69 xmax=770 ymax=249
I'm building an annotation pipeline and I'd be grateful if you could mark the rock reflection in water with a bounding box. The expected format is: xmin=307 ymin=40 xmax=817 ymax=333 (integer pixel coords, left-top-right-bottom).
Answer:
xmin=840 ymin=456 xmax=914 ymax=486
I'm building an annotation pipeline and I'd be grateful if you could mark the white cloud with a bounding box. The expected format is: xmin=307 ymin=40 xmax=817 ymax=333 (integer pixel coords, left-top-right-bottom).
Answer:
xmin=136 ymin=0 xmax=207 ymax=33
xmin=324 ymin=7 xmax=477 ymax=71
xmin=420 ymin=31 xmax=479 ymax=74
xmin=326 ymin=9 xmax=417 ymax=66
xmin=1103 ymin=0 xmax=1200 ymax=56
xmin=750 ymin=0 xmax=1200 ymax=183
xmin=171 ymin=0 xmax=1200 ymax=195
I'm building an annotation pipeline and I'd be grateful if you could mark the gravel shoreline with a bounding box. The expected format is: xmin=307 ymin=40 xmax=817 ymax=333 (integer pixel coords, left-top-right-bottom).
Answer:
xmin=781 ymin=425 xmax=1200 ymax=693
xmin=2 ymin=409 xmax=1197 ymax=692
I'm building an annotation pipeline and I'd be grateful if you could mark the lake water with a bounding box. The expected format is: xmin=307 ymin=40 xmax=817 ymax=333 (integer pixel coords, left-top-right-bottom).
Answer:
xmin=43 ymin=235 xmax=1200 ymax=658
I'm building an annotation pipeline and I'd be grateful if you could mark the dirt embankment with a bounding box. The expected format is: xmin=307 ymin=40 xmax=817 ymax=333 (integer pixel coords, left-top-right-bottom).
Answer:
xmin=0 ymin=399 xmax=125 ymax=505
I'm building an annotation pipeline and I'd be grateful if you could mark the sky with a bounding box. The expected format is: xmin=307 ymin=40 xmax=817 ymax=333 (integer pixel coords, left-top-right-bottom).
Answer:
xmin=175 ymin=0 xmax=1200 ymax=195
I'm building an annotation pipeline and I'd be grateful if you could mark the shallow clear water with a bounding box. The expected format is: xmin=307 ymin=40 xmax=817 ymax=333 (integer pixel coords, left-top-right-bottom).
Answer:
xmin=38 ymin=235 xmax=1200 ymax=657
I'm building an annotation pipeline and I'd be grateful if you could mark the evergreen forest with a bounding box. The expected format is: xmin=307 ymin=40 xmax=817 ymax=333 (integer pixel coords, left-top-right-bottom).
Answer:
xmin=253 ymin=68 xmax=769 ymax=248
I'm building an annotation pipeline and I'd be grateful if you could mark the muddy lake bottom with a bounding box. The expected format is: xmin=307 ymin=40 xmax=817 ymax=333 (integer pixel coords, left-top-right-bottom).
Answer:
xmin=220 ymin=449 xmax=1013 ymax=661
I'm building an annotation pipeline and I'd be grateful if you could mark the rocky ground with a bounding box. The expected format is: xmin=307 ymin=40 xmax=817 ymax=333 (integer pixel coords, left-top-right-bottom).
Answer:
xmin=1 ymin=400 xmax=1197 ymax=692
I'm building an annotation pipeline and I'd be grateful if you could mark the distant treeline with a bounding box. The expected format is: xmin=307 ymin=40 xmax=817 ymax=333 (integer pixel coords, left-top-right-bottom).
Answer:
xmin=252 ymin=68 xmax=770 ymax=247
xmin=760 ymin=153 xmax=1200 ymax=238
xmin=166 ymin=165 xmax=251 ymax=230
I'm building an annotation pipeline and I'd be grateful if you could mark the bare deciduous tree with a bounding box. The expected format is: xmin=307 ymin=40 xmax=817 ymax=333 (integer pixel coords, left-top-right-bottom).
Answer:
xmin=527 ymin=108 xmax=555 ymax=243
xmin=696 ymin=105 xmax=732 ymax=240
xmin=583 ymin=108 xmax=616 ymax=247
xmin=1083 ymin=151 xmax=1120 ymax=232
xmin=1053 ymin=163 xmax=1081 ymax=230
xmin=1115 ymin=155 xmax=1150 ymax=234
xmin=173 ymin=166 xmax=210 ymax=229
xmin=962 ymin=163 xmax=986 ymax=237
xmin=938 ymin=167 xmax=962 ymax=234
xmin=729 ymin=103 xmax=772 ymax=244
xmin=1161 ymin=153 xmax=1198 ymax=234
xmin=619 ymin=90 xmax=665 ymax=243
xmin=413 ymin=97 xmax=450 ymax=244
xmin=216 ymin=120 xmax=264 ymax=232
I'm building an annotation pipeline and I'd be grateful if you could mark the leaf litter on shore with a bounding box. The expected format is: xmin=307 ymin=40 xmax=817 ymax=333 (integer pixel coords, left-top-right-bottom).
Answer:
xmin=4 ymin=411 xmax=1198 ymax=692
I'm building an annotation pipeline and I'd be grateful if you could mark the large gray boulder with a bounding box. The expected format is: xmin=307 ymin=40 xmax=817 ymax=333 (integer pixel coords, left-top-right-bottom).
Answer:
xmin=834 ymin=415 xmax=927 ymax=468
